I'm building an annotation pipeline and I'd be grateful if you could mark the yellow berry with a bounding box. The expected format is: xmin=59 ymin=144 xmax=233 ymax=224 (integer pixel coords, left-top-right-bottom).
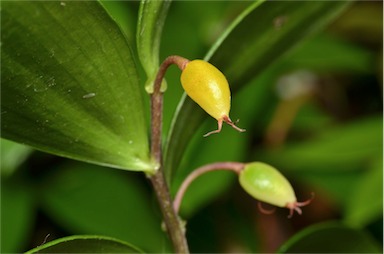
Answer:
xmin=181 ymin=60 xmax=230 ymax=120
xmin=180 ymin=60 xmax=245 ymax=136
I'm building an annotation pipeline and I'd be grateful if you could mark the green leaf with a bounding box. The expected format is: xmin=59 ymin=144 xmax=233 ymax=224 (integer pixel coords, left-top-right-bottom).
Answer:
xmin=164 ymin=1 xmax=351 ymax=182
xmin=100 ymin=1 xmax=138 ymax=46
xmin=137 ymin=0 xmax=171 ymax=92
xmin=25 ymin=235 xmax=143 ymax=253
xmin=256 ymin=117 xmax=382 ymax=172
xmin=1 ymin=1 xmax=154 ymax=172
xmin=277 ymin=221 xmax=381 ymax=253
xmin=1 ymin=139 xmax=33 ymax=176
xmin=40 ymin=162 xmax=169 ymax=252
xmin=286 ymin=34 xmax=375 ymax=73
xmin=344 ymin=157 xmax=383 ymax=227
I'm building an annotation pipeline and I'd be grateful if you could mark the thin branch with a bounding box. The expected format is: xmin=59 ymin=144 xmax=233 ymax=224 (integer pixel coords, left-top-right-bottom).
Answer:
xmin=173 ymin=162 xmax=245 ymax=213
xmin=149 ymin=55 xmax=190 ymax=253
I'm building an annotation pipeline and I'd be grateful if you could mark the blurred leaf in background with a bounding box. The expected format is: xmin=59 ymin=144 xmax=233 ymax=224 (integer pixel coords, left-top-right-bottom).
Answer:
xmin=39 ymin=162 xmax=169 ymax=252
xmin=2 ymin=172 xmax=36 ymax=253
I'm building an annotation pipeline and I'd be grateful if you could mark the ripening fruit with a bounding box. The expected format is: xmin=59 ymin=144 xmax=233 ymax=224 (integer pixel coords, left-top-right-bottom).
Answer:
xmin=239 ymin=162 xmax=296 ymax=207
xmin=180 ymin=60 xmax=245 ymax=136
xmin=239 ymin=162 xmax=313 ymax=218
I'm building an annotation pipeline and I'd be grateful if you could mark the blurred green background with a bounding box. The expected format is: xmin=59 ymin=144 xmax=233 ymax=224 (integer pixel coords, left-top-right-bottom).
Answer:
xmin=1 ymin=1 xmax=382 ymax=253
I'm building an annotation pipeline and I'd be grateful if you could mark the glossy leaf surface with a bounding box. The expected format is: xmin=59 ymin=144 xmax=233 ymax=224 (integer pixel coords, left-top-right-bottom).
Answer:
xmin=1 ymin=1 xmax=153 ymax=172
xmin=164 ymin=0 xmax=350 ymax=182
xmin=26 ymin=235 xmax=143 ymax=253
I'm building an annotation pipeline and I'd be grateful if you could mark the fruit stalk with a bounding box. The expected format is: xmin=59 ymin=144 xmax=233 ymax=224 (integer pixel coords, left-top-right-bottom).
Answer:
xmin=173 ymin=162 xmax=245 ymax=213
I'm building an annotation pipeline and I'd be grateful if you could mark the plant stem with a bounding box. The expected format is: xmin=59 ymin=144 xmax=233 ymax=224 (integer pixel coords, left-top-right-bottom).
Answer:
xmin=149 ymin=55 xmax=190 ymax=253
xmin=173 ymin=162 xmax=245 ymax=213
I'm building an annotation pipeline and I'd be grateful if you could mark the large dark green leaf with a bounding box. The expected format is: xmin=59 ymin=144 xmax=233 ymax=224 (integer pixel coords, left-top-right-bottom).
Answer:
xmin=1 ymin=1 xmax=154 ymax=172
xmin=277 ymin=222 xmax=381 ymax=253
xmin=25 ymin=235 xmax=143 ymax=253
xmin=137 ymin=0 xmax=171 ymax=92
xmin=164 ymin=1 xmax=351 ymax=182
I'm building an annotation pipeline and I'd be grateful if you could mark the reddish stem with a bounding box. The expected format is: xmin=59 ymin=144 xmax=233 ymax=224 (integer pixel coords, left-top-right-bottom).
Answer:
xmin=173 ymin=162 xmax=245 ymax=213
xmin=151 ymin=55 xmax=189 ymax=163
